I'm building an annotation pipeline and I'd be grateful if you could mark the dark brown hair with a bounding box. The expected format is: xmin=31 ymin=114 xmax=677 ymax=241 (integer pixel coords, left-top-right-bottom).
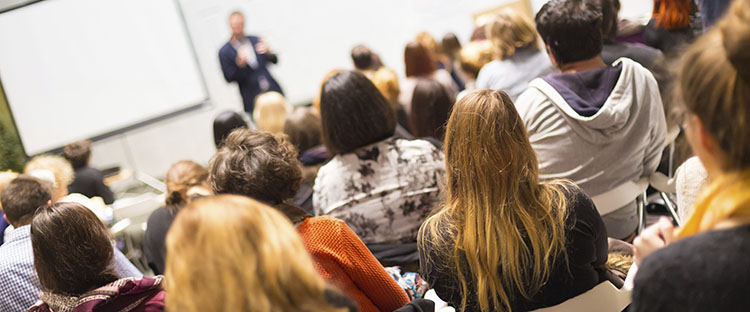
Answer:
xmin=319 ymin=70 xmax=396 ymax=155
xmin=283 ymin=107 xmax=322 ymax=155
xmin=536 ymin=0 xmax=603 ymax=65
xmin=0 ymin=175 xmax=51 ymax=225
xmin=165 ymin=160 xmax=209 ymax=208
xmin=213 ymin=111 xmax=248 ymax=148
xmin=62 ymin=140 xmax=91 ymax=169
xmin=405 ymin=41 xmax=437 ymax=77
xmin=31 ymin=202 xmax=118 ymax=295
xmin=351 ymin=44 xmax=374 ymax=70
xmin=410 ymin=79 xmax=455 ymax=139
xmin=600 ymin=0 xmax=621 ymax=40
xmin=209 ymin=129 xmax=302 ymax=205
xmin=442 ymin=33 xmax=462 ymax=58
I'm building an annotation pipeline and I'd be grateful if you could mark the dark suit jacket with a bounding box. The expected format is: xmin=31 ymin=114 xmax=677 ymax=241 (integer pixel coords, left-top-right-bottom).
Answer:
xmin=219 ymin=35 xmax=283 ymax=113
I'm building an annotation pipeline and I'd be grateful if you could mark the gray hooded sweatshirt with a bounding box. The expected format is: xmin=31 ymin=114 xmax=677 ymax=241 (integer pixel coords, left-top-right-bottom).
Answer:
xmin=515 ymin=58 xmax=667 ymax=213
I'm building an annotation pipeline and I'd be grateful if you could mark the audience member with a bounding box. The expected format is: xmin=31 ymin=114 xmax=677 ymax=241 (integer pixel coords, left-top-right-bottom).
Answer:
xmin=400 ymin=41 xmax=457 ymax=112
xmin=600 ymin=0 xmax=664 ymax=70
xmin=516 ymin=0 xmax=667 ymax=239
xmin=253 ymin=91 xmax=290 ymax=134
xmin=209 ymin=129 xmax=410 ymax=312
xmin=476 ymin=9 xmax=555 ymax=100
xmin=314 ymin=71 xmax=446 ymax=245
xmin=213 ymin=110 xmax=248 ymax=148
xmin=409 ymin=79 xmax=454 ymax=140
xmin=0 ymin=171 xmax=18 ymax=245
xmin=469 ymin=24 xmax=488 ymax=41
xmin=631 ymin=1 xmax=750 ymax=309
xmin=695 ymin=0 xmax=732 ymax=29
xmin=0 ymin=175 xmax=141 ymax=311
xmin=440 ymin=32 xmax=466 ymax=91
xmin=284 ymin=107 xmax=327 ymax=212
xmin=351 ymin=44 xmax=377 ymax=76
xmin=62 ymin=139 xmax=115 ymax=204
xmin=419 ymin=89 xmax=608 ymax=311
xmin=24 ymin=155 xmax=73 ymax=202
xmin=28 ymin=202 xmax=163 ymax=312
xmin=644 ymin=0 xmax=694 ymax=55
xmin=457 ymin=40 xmax=493 ymax=93
xmin=371 ymin=67 xmax=411 ymax=133
xmin=165 ymin=195 xmax=358 ymax=312
xmin=143 ymin=160 xmax=210 ymax=275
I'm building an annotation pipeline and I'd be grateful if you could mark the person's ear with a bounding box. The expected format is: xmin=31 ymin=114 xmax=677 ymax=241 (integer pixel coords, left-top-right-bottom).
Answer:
xmin=546 ymin=45 xmax=560 ymax=70
xmin=2 ymin=214 xmax=9 ymax=225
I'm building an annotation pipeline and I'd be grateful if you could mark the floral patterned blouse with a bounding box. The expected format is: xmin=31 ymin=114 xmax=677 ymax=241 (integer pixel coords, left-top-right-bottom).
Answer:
xmin=313 ymin=137 xmax=446 ymax=245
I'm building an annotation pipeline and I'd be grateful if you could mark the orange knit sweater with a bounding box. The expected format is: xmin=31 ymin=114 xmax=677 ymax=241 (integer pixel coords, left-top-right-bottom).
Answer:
xmin=297 ymin=216 xmax=410 ymax=312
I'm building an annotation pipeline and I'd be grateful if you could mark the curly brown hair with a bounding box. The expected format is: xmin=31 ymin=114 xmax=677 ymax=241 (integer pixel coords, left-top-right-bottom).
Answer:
xmin=208 ymin=129 xmax=302 ymax=205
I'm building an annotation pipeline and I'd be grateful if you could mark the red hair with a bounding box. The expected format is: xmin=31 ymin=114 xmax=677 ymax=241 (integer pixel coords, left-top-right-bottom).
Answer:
xmin=653 ymin=0 xmax=691 ymax=30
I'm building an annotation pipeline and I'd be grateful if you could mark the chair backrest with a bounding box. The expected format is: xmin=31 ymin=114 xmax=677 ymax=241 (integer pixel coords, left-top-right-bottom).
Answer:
xmin=591 ymin=178 xmax=649 ymax=215
xmin=530 ymin=281 xmax=631 ymax=312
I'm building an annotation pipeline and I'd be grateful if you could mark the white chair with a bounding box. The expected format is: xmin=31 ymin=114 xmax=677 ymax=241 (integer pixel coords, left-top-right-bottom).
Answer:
xmin=530 ymin=281 xmax=631 ymax=312
xmin=591 ymin=178 xmax=650 ymax=233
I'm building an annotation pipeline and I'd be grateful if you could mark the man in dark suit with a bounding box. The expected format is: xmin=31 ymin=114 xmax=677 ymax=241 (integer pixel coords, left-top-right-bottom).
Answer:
xmin=219 ymin=11 xmax=283 ymax=114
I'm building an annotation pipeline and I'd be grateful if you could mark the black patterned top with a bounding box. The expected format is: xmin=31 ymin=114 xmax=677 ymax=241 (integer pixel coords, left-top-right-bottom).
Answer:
xmin=313 ymin=137 xmax=446 ymax=245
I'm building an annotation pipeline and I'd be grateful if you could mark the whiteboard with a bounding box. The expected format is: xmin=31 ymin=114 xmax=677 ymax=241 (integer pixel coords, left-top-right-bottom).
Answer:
xmin=0 ymin=0 xmax=208 ymax=155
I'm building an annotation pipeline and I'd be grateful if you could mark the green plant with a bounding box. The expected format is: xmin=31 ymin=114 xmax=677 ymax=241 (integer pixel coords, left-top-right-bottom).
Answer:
xmin=0 ymin=120 xmax=25 ymax=172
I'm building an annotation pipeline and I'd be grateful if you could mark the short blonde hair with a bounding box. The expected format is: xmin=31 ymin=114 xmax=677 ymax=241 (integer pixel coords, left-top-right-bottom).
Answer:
xmin=459 ymin=41 xmax=493 ymax=79
xmin=370 ymin=67 xmax=401 ymax=106
xmin=165 ymin=195 xmax=345 ymax=312
xmin=253 ymin=91 xmax=290 ymax=134
xmin=487 ymin=9 xmax=539 ymax=60
xmin=24 ymin=155 xmax=73 ymax=192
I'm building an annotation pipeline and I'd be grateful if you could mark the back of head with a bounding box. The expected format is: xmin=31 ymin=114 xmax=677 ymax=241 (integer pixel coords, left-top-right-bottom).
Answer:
xmin=253 ymin=91 xmax=289 ymax=134
xmin=165 ymin=195 xmax=343 ymax=312
xmin=653 ymin=0 xmax=692 ymax=30
xmin=213 ymin=111 xmax=248 ymax=148
xmin=0 ymin=175 xmax=51 ymax=226
xmin=319 ymin=70 xmax=396 ymax=155
xmin=678 ymin=0 xmax=750 ymax=171
xmin=62 ymin=140 xmax=92 ymax=169
xmin=599 ymin=0 xmax=621 ymax=40
xmin=24 ymin=154 xmax=74 ymax=200
xmin=410 ymin=79 xmax=455 ymax=139
xmin=488 ymin=9 xmax=539 ymax=60
xmin=416 ymin=31 xmax=440 ymax=55
xmin=441 ymin=33 xmax=462 ymax=58
xmin=351 ymin=44 xmax=374 ymax=70
xmin=0 ymin=171 xmax=19 ymax=210
xmin=371 ymin=67 xmax=401 ymax=106
xmin=31 ymin=202 xmax=117 ymax=295
xmin=470 ymin=24 xmax=488 ymax=41
xmin=283 ymin=107 xmax=322 ymax=154
xmin=460 ymin=40 xmax=494 ymax=79
xmin=421 ymin=89 xmax=568 ymax=311
xmin=209 ymin=129 xmax=301 ymax=205
xmin=536 ymin=0 xmax=603 ymax=66
xmin=165 ymin=160 xmax=209 ymax=208
xmin=404 ymin=41 xmax=437 ymax=77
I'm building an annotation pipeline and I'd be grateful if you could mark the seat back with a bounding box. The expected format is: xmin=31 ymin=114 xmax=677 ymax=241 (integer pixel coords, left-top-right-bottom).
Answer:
xmin=591 ymin=178 xmax=649 ymax=216
xmin=530 ymin=281 xmax=631 ymax=312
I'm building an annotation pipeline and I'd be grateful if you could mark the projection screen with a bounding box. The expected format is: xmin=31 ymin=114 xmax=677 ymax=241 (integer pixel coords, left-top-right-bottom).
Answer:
xmin=0 ymin=0 xmax=208 ymax=155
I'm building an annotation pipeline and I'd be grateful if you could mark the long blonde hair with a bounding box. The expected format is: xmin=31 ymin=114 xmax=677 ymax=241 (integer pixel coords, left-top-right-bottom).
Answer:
xmin=165 ymin=195 xmax=345 ymax=312
xmin=418 ymin=89 xmax=569 ymax=311
xmin=487 ymin=9 xmax=539 ymax=60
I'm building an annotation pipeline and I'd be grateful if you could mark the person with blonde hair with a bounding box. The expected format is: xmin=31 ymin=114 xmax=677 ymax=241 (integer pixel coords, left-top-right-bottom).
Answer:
xmin=457 ymin=40 xmax=493 ymax=93
xmin=418 ymin=89 xmax=608 ymax=311
xmin=631 ymin=0 xmax=750 ymax=310
xmin=476 ymin=9 xmax=554 ymax=100
xmin=165 ymin=195 xmax=356 ymax=312
xmin=253 ymin=91 xmax=290 ymax=133
xmin=24 ymin=154 xmax=74 ymax=202
xmin=143 ymin=160 xmax=210 ymax=275
xmin=370 ymin=67 xmax=411 ymax=133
